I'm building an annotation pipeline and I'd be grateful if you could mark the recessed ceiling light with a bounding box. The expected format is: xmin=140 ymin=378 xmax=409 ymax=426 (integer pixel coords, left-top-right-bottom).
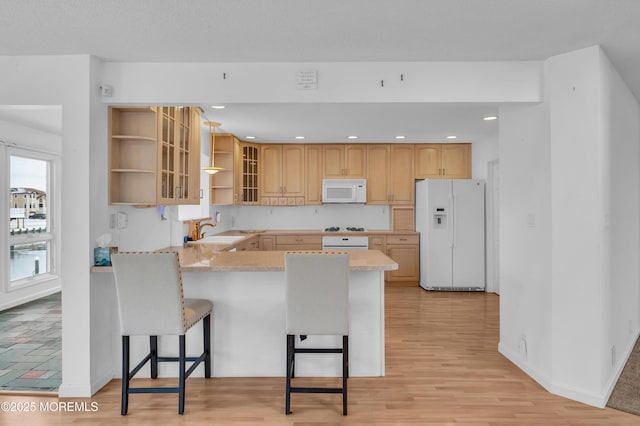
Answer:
xmin=245 ymin=136 xmax=256 ymax=139
xmin=347 ymin=136 xmax=358 ymax=139
xmin=395 ymin=136 xmax=406 ymax=139
xmin=483 ymin=116 xmax=498 ymax=121
xmin=446 ymin=135 xmax=457 ymax=139
xmin=211 ymin=105 xmax=225 ymax=109
xmin=295 ymin=136 xmax=305 ymax=140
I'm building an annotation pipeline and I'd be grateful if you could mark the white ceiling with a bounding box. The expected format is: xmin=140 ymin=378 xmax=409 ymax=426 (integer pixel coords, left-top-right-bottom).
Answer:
xmin=1 ymin=0 xmax=639 ymax=142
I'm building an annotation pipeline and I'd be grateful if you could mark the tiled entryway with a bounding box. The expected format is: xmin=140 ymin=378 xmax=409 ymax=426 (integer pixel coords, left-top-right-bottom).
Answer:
xmin=0 ymin=292 xmax=61 ymax=392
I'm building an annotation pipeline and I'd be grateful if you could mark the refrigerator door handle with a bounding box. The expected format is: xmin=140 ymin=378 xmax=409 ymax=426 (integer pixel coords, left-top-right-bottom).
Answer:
xmin=449 ymin=193 xmax=454 ymax=248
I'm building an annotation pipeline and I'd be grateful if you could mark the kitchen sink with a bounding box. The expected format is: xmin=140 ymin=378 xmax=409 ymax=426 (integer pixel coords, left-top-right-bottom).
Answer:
xmin=191 ymin=235 xmax=245 ymax=245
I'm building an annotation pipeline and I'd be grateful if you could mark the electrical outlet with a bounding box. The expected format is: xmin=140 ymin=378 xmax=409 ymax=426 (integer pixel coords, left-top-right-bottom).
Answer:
xmin=519 ymin=335 xmax=528 ymax=358
xmin=116 ymin=211 xmax=128 ymax=229
xmin=612 ymin=345 xmax=616 ymax=366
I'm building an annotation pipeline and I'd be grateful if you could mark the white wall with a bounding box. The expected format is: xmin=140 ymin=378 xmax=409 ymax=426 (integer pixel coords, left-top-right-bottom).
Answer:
xmin=600 ymin=49 xmax=640 ymax=396
xmin=548 ymin=45 xmax=606 ymax=403
xmin=498 ymin=102 xmax=552 ymax=385
xmin=0 ymin=118 xmax=62 ymax=152
xmin=498 ymin=46 xmax=640 ymax=407
xmin=101 ymin=61 xmax=541 ymax=104
xmin=213 ymin=204 xmax=391 ymax=233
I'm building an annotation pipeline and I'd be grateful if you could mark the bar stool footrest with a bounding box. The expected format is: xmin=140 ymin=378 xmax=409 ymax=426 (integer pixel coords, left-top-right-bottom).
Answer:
xmin=290 ymin=387 xmax=343 ymax=394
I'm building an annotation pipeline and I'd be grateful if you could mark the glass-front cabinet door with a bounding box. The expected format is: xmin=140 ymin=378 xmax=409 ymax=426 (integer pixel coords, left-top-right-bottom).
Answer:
xmin=176 ymin=106 xmax=191 ymax=202
xmin=242 ymin=144 xmax=259 ymax=204
xmin=158 ymin=106 xmax=177 ymax=204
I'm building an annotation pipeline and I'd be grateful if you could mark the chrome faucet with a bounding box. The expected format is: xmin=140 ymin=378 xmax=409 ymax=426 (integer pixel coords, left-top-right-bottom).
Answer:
xmin=196 ymin=222 xmax=216 ymax=239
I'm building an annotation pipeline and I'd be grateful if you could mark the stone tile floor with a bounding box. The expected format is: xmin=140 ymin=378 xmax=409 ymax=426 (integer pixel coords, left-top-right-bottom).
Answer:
xmin=0 ymin=292 xmax=61 ymax=392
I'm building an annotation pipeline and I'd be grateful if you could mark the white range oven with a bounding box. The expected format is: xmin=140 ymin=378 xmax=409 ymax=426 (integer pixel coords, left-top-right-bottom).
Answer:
xmin=322 ymin=235 xmax=369 ymax=250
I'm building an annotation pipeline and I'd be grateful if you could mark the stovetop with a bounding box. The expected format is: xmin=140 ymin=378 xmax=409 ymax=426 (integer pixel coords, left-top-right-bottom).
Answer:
xmin=323 ymin=226 xmax=366 ymax=232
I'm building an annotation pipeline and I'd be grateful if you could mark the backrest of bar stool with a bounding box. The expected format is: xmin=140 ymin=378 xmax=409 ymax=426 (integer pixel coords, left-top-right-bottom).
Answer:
xmin=111 ymin=252 xmax=187 ymax=336
xmin=285 ymin=252 xmax=350 ymax=336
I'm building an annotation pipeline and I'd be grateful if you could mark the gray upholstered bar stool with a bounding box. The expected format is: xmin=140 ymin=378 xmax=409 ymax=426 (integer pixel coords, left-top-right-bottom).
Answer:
xmin=284 ymin=251 xmax=350 ymax=416
xmin=111 ymin=252 xmax=213 ymax=415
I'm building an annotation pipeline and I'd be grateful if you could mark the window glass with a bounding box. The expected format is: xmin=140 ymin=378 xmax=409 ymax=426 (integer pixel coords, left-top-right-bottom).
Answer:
xmin=10 ymin=242 xmax=49 ymax=281
xmin=9 ymin=155 xmax=53 ymax=288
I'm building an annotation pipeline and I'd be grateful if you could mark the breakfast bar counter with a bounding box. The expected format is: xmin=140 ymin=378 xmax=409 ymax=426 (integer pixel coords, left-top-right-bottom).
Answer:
xmin=97 ymin=246 xmax=397 ymax=380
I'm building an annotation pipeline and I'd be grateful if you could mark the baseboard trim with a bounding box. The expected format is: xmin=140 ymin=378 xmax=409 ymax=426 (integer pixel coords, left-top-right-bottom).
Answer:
xmin=498 ymin=342 xmax=605 ymax=408
xmin=498 ymin=342 xmax=552 ymax=390
xmin=57 ymin=382 xmax=92 ymax=398
xmin=602 ymin=331 xmax=640 ymax=406
xmin=91 ymin=371 xmax=115 ymax=395
xmin=0 ymin=286 xmax=61 ymax=312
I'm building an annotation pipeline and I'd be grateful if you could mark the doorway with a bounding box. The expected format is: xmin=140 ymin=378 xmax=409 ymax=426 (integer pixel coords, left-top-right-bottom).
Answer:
xmin=0 ymin=106 xmax=62 ymax=392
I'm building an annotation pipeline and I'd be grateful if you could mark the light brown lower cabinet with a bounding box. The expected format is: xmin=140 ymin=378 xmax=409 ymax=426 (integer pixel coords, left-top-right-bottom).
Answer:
xmin=260 ymin=236 xmax=275 ymax=251
xmin=369 ymin=234 xmax=419 ymax=286
xmin=235 ymin=236 xmax=260 ymax=251
xmin=259 ymin=233 xmax=419 ymax=286
xmin=274 ymin=235 xmax=322 ymax=251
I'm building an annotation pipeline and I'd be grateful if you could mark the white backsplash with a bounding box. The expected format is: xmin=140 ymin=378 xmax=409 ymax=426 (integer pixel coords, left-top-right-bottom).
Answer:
xmin=211 ymin=204 xmax=391 ymax=232
xmin=105 ymin=204 xmax=392 ymax=250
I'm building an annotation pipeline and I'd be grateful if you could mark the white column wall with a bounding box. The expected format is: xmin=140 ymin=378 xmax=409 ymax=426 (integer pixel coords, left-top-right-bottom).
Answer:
xmin=499 ymin=45 xmax=640 ymax=407
xmin=600 ymin=49 xmax=640 ymax=395
xmin=0 ymin=55 xmax=93 ymax=397
xmin=497 ymin=102 xmax=552 ymax=385
xmin=548 ymin=46 xmax=606 ymax=403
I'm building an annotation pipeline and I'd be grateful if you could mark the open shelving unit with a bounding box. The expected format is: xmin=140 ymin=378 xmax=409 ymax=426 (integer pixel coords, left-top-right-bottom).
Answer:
xmin=210 ymin=133 xmax=236 ymax=205
xmin=109 ymin=107 xmax=158 ymax=205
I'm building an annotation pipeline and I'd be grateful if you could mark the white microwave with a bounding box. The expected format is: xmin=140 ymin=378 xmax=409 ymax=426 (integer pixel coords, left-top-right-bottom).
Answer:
xmin=322 ymin=179 xmax=367 ymax=203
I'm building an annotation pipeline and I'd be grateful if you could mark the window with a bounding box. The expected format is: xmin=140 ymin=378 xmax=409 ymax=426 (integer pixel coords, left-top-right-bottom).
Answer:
xmin=6 ymin=151 xmax=58 ymax=289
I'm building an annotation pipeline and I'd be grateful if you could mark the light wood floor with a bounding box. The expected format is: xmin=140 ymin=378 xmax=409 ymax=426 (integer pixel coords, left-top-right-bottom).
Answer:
xmin=2 ymin=287 xmax=638 ymax=425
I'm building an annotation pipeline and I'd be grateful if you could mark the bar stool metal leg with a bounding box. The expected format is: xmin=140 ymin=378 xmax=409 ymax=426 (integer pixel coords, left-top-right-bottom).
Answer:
xmin=150 ymin=336 xmax=158 ymax=379
xmin=121 ymin=335 xmax=130 ymax=416
xmin=343 ymin=335 xmax=348 ymax=416
xmin=285 ymin=334 xmax=294 ymax=414
xmin=178 ymin=335 xmax=186 ymax=415
xmin=203 ymin=315 xmax=211 ymax=378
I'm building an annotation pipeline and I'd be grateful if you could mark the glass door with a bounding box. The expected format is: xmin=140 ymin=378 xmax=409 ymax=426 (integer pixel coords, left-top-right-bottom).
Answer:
xmin=159 ymin=106 xmax=177 ymax=203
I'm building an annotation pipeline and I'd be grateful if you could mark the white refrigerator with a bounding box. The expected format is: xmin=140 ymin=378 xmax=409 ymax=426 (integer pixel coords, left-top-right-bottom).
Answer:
xmin=415 ymin=179 xmax=485 ymax=291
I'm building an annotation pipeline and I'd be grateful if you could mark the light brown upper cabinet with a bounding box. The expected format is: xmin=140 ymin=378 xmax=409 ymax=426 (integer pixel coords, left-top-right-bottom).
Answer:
xmin=305 ymin=145 xmax=323 ymax=205
xmin=109 ymin=106 xmax=200 ymax=206
xmin=209 ymin=133 xmax=237 ymax=205
xmin=389 ymin=144 xmax=415 ymax=204
xmin=235 ymin=141 xmax=260 ymax=204
xmin=261 ymin=144 xmax=305 ymax=205
xmin=366 ymin=145 xmax=390 ymax=204
xmin=323 ymin=144 xmax=366 ymax=178
xmin=414 ymin=143 xmax=471 ymax=179
xmin=366 ymin=144 xmax=414 ymax=205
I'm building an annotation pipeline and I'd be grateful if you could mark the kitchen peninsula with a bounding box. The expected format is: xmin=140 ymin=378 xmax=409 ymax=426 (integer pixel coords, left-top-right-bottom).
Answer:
xmin=95 ymin=237 xmax=397 ymax=379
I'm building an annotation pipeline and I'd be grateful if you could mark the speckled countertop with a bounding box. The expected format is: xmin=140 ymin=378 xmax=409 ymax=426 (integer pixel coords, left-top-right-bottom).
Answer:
xmin=91 ymin=230 xmax=401 ymax=273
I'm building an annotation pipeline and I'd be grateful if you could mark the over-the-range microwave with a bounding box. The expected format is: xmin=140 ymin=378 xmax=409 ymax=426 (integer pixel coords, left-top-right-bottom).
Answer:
xmin=322 ymin=179 xmax=367 ymax=203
